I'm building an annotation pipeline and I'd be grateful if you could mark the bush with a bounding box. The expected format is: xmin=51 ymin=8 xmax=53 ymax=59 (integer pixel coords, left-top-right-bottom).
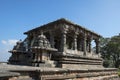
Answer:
xmin=118 ymin=69 xmax=120 ymax=77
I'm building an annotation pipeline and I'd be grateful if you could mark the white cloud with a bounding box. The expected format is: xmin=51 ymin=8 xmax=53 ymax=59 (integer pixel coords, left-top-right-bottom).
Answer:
xmin=1 ymin=39 xmax=19 ymax=46
xmin=1 ymin=40 xmax=7 ymax=45
xmin=0 ymin=39 xmax=19 ymax=61
xmin=0 ymin=48 xmax=11 ymax=62
xmin=8 ymin=40 xmax=18 ymax=45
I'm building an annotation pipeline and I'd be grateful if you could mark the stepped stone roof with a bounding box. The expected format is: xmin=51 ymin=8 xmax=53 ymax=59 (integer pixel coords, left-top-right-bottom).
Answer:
xmin=24 ymin=18 xmax=101 ymax=37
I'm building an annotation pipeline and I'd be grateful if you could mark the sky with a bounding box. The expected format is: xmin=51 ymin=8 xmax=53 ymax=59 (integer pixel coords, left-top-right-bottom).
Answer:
xmin=0 ymin=0 xmax=120 ymax=61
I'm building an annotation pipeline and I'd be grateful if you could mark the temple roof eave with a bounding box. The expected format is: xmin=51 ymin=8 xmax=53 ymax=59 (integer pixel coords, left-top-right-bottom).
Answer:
xmin=31 ymin=47 xmax=58 ymax=52
xmin=8 ymin=50 xmax=28 ymax=54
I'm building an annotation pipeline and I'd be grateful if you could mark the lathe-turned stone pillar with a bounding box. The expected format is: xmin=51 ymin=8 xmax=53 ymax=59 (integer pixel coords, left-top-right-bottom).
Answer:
xmin=30 ymin=33 xmax=37 ymax=47
xmin=73 ymin=32 xmax=78 ymax=50
xmin=83 ymin=33 xmax=87 ymax=56
xmin=88 ymin=38 xmax=92 ymax=53
xmin=95 ymin=39 xmax=100 ymax=54
xmin=49 ymin=31 xmax=55 ymax=48
xmin=77 ymin=38 xmax=81 ymax=51
xmin=60 ymin=29 xmax=67 ymax=52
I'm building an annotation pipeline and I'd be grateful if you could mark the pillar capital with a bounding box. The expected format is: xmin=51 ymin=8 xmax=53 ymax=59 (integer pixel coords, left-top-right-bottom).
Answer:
xmin=89 ymin=37 xmax=93 ymax=41
xmin=61 ymin=24 xmax=68 ymax=34
xmin=62 ymin=29 xmax=68 ymax=34
xmin=95 ymin=38 xmax=100 ymax=43
xmin=74 ymin=32 xmax=78 ymax=38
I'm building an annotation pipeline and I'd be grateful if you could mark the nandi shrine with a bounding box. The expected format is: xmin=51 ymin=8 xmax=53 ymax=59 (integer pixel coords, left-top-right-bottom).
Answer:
xmin=0 ymin=18 xmax=118 ymax=80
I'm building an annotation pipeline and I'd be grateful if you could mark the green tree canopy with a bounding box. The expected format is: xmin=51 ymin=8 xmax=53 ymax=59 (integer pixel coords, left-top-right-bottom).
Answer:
xmin=101 ymin=35 xmax=120 ymax=68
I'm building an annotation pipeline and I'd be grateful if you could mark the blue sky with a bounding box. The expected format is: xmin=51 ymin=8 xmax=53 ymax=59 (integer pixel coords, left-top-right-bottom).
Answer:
xmin=0 ymin=0 xmax=120 ymax=61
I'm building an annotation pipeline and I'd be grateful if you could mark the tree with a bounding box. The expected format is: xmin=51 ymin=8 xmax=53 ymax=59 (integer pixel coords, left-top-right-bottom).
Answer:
xmin=100 ymin=35 xmax=120 ymax=68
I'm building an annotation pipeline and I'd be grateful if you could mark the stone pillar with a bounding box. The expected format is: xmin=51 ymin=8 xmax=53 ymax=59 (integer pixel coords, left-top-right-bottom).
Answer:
xmin=77 ymin=39 xmax=80 ymax=51
xmin=88 ymin=38 xmax=92 ymax=53
xmin=38 ymin=52 xmax=40 ymax=62
xmin=31 ymin=33 xmax=37 ymax=47
xmin=73 ymin=32 xmax=78 ymax=50
xmin=49 ymin=31 xmax=55 ymax=48
xmin=83 ymin=33 xmax=87 ymax=56
xmin=95 ymin=39 xmax=100 ymax=54
xmin=79 ymin=39 xmax=83 ymax=51
xmin=60 ymin=29 xmax=67 ymax=52
xmin=34 ymin=53 xmax=38 ymax=67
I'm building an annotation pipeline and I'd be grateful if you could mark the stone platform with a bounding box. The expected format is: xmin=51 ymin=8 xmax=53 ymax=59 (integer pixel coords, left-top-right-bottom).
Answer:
xmin=0 ymin=63 xmax=118 ymax=80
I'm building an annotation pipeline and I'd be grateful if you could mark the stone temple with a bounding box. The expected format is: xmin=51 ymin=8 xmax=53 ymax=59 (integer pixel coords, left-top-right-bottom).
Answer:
xmin=0 ymin=18 xmax=118 ymax=80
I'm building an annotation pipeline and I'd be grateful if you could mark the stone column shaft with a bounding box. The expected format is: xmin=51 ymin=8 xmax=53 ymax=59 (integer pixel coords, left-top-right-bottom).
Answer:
xmin=95 ymin=39 xmax=100 ymax=54
xmin=34 ymin=52 xmax=37 ymax=61
xmin=89 ymin=42 xmax=91 ymax=52
xmin=83 ymin=34 xmax=87 ymax=56
xmin=38 ymin=51 xmax=40 ymax=62
xmin=77 ymin=39 xmax=80 ymax=51
xmin=34 ymin=52 xmax=38 ymax=67
xmin=73 ymin=33 xmax=77 ymax=50
xmin=39 ymin=50 xmax=42 ymax=61
xmin=49 ymin=31 xmax=55 ymax=48
xmin=79 ymin=39 xmax=82 ymax=51
xmin=88 ymin=39 xmax=92 ymax=53
xmin=60 ymin=30 xmax=67 ymax=52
